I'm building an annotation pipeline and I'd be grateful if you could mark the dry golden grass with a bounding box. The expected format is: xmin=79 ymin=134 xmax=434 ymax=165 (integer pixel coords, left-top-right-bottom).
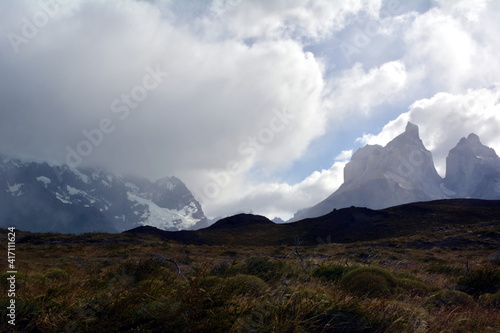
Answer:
xmin=0 ymin=228 xmax=498 ymax=332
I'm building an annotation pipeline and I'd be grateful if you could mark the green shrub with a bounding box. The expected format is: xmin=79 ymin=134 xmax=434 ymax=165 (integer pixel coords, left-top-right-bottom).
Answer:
xmin=427 ymin=289 xmax=475 ymax=307
xmin=198 ymin=275 xmax=224 ymax=293
xmin=242 ymin=257 xmax=285 ymax=282
xmin=121 ymin=257 xmax=173 ymax=283
xmin=311 ymin=303 xmax=386 ymax=332
xmin=456 ymin=267 xmax=500 ymax=296
xmin=210 ymin=261 xmax=233 ymax=276
xmin=225 ymin=274 xmax=268 ymax=296
xmin=137 ymin=278 xmax=168 ymax=296
xmin=340 ymin=267 xmax=397 ymax=297
xmin=313 ymin=264 xmax=355 ymax=282
xmin=425 ymin=264 xmax=464 ymax=276
xmin=397 ymin=278 xmax=432 ymax=296
xmin=478 ymin=290 xmax=500 ymax=308
xmin=44 ymin=268 xmax=69 ymax=282
xmin=27 ymin=273 xmax=47 ymax=289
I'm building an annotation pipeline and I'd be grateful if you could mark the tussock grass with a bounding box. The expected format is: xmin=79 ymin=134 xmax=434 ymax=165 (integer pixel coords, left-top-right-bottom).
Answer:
xmin=1 ymin=228 xmax=499 ymax=332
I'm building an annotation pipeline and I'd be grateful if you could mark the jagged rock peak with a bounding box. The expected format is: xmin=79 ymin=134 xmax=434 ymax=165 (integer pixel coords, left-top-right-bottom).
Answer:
xmin=453 ymin=133 xmax=498 ymax=158
xmin=386 ymin=122 xmax=423 ymax=148
xmin=444 ymin=132 xmax=500 ymax=198
xmin=456 ymin=133 xmax=481 ymax=146
xmin=405 ymin=121 xmax=419 ymax=137
xmin=290 ymin=121 xmax=444 ymax=222
xmin=466 ymin=133 xmax=480 ymax=142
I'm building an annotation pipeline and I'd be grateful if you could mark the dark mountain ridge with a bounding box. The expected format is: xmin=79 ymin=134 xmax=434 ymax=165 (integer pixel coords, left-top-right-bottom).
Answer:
xmin=125 ymin=198 xmax=500 ymax=246
xmin=207 ymin=213 xmax=276 ymax=229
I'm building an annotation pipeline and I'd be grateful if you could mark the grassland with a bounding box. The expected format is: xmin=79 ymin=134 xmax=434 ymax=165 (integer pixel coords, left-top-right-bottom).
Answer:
xmin=1 ymin=219 xmax=499 ymax=332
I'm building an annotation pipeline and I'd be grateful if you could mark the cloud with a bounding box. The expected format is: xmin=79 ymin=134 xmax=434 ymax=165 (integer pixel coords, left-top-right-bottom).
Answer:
xmin=323 ymin=60 xmax=407 ymax=118
xmin=0 ymin=0 xmax=326 ymax=178
xmin=0 ymin=0 xmax=340 ymax=219
xmin=357 ymin=87 xmax=500 ymax=176
xmin=402 ymin=0 xmax=500 ymax=95
xmin=1 ymin=0 xmax=500 ymax=220
xmin=335 ymin=150 xmax=353 ymax=161
xmin=201 ymin=160 xmax=347 ymax=219
xmin=204 ymin=0 xmax=379 ymax=42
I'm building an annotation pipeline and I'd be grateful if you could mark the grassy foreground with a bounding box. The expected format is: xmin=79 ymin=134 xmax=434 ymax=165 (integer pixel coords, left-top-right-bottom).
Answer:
xmin=1 ymin=224 xmax=499 ymax=332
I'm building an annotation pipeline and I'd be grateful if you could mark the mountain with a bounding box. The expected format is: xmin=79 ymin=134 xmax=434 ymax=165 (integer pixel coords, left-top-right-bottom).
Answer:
xmin=444 ymin=133 xmax=500 ymax=199
xmin=126 ymin=199 xmax=500 ymax=246
xmin=290 ymin=122 xmax=445 ymax=221
xmin=207 ymin=213 xmax=275 ymax=229
xmin=0 ymin=156 xmax=208 ymax=233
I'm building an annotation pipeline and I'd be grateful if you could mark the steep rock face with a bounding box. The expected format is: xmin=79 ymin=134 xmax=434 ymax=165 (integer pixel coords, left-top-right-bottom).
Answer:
xmin=291 ymin=122 xmax=445 ymax=221
xmin=444 ymin=134 xmax=500 ymax=199
xmin=0 ymin=157 xmax=207 ymax=233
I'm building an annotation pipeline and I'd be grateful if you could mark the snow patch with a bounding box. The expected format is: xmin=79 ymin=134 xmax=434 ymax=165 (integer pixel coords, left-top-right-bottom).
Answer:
xmin=69 ymin=167 xmax=89 ymax=183
xmin=125 ymin=182 xmax=139 ymax=191
xmin=67 ymin=185 xmax=86 ymax=196
xmin=36 ymin=176 xmax=51 ymax=186
xmin=127 ymin=192 xmax=200 ymax=230
xmin=6 ymin=182 xmax=24 ymax=196
xmin=55 ymin=192 xmax=71 ymax=204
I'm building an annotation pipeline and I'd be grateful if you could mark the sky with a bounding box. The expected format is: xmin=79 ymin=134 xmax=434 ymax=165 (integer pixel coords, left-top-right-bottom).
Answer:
xmin=1 ymin=0 xmax=499 ymax=220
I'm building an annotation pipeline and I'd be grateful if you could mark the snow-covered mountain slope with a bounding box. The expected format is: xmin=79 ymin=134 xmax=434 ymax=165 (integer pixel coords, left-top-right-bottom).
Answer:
xmin=444 ymin=133 xmax=500 ymax=199
xmin=0 ymin=157 xmax=208 ymax=233
xmin=290 ymin=122 xmax=446 ymax=221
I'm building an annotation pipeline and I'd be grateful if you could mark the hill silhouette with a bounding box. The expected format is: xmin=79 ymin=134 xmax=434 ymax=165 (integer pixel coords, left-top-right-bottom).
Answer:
xmin=125 ymin=199 xmax=500 ymax=246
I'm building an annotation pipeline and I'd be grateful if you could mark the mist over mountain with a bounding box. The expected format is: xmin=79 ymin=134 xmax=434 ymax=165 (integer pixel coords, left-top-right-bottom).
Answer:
xmin=2 ymin=121 xmax=499 ymax=233
xmin=444 ymin=133 xmax=500 ymax=199
xmin=291 ymin=123 xmax=500 ymax=221
xmin=0 ymin=156 xmax=208 ymax=233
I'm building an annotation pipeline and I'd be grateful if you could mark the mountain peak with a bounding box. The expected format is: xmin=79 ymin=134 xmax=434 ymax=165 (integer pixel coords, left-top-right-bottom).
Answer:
xmin=405 ymin=121 xmax=419 ymax=136
xmin=290 ymin=121 xmax=444 ymax=222
xmin=457 ymin=133 xmax=482 ymax=147
xmin=386 ymin=121 xmax=423 ymax=149
xmin=401 ymin=121 xmax=421 ymax=142
xmin=467 ymin=133 xmax=480 ymax=142
xmin=445 ymin=133 xmax=500 ymax=198
xmin=454 ymin=133 xmax=498 ymax=158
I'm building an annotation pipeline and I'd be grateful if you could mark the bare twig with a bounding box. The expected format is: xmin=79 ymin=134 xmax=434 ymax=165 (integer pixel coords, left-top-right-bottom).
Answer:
xmin=149 ymin=254 xmax=188 ymax=283
xmin=279 ymin=280 xmax=289 ymax=300
xmin=294 ymin=236 xmax=309 ymax=272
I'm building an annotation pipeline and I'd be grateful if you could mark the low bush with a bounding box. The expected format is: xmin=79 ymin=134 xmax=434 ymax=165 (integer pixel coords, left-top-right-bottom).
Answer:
xmin=425 ymin=264 xmax=464 ymax=276
xmin=311 ymin=303 xmax=387 ymax=333
xmin=340 ymin=267 xmax=397 ymax=297
xmin=478 ymin=290 xmax=500 ymax=308
xmin=242 ymin=257 xmax=285 ymax=282
xmin=210 ymin=261 xmax=235 ymax=276
xmin=44 ymin=268 xmax=69 ymax=282
xmin=456 ymin=267 xmax=500 ymax=296
xmin=397 ymin=278 xmax=432 ymax=296
xmin=427 ymin=289 xmax=475 ymax=307
xmin=225 ymin=274 xmax=268 ymax=296
xmin=313 ymin=264 xmax=355 ymax=282
xmin=28 ymin=273 xmax=47 ymax=283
